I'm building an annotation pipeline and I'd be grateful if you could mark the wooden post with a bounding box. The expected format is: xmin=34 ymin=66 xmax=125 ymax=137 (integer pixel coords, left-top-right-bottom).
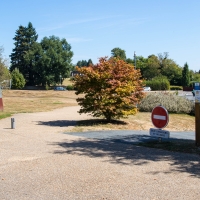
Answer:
xmin=195 ymin=103 xmax=200 ymax=146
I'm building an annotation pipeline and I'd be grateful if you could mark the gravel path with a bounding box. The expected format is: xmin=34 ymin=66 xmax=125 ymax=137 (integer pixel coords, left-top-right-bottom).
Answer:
xmin=0 ymin=106 xmax=200 ymax=200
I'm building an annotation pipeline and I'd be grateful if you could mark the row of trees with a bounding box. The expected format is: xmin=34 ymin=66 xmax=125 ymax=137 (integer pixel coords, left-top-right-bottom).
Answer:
xmin=76 ymin=59 xmax=93 ymax=67
xmin=10 ymin=22 xmax=73 ymax=86
xmin=111 ymin=48 xmax=199 ymax=87
xmin=2 ymin=21 xmax=199 ymax=88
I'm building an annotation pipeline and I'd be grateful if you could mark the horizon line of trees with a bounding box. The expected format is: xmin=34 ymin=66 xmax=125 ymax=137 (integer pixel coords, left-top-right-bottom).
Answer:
xmin=96 ymin=48 xmax=200 ymax=87
xmin=1 ymin=21 xmax=200 ymax=88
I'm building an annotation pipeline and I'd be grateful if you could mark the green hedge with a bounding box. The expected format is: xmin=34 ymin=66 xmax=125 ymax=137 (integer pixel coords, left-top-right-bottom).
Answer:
xmin=170 ymin=86 xmax=183 ymax=90
xmin=145 ymin=76 xmax=170 ymax=91
xmin=66 ymin=85 xmax=75 ymax=90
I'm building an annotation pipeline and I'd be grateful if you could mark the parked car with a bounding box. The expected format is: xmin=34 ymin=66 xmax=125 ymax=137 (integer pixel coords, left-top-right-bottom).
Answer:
xmin=143 ymin=86 xmax=151 ymax=91
xmin=54 ymin=86 xmax=67 ymax=91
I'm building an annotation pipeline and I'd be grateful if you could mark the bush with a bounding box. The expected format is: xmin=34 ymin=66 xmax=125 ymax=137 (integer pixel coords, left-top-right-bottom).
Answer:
xmin=11 ymin=68 xmax=26 ymax=89
xmin=138 ymin=92 xmax=194 ymax=114
xmin=66 ymin=85 xmax=75 ymax=90
xmin=170 ymin=86 xmax=183 ymax=90
xmin=145 ymin=76 xmax=170 ymax=90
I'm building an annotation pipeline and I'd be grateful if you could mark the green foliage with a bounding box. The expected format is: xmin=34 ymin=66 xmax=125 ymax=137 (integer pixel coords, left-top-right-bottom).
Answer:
xmin=138 ymin=92 xmax=194 ymax=114
xmin=11 ymin=68 xmax=26 ymax=89
xmin=182 ymin=62 xmax=190 ymax=86
xmin=74 ymin=57 xmax=145 ymax=121
xmin=143 ymin=55 xmax=161 ymax=80
xmin=170 ymin=86 xmax=183 ymax=90
xmin=0 ymin=46 xmax=11 ymax=82
xmin=133 ymin=53 xmax=182 ymax=86
xmin=31 ymin=35 xmax=73 ymax=86
xmin=10 ymin=23 xmax=73 ymax=87
xmin=76 ymin=59 xmax=93 ymax=67
xmin=66 ymin=85 xmax=75 ymax=90
xmin=0 ymin=113 xmax=12 ymax=120
xmin=111 ymin=48 xmax=126 ymax=61
xmin=145 ymin=76 xmax=170 ymax=90
xmin=10 ymin=22 xmax=38 ymax=86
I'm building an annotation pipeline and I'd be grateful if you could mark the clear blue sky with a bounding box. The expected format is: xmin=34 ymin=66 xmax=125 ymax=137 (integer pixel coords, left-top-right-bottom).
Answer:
xmin=1 ymin=0 xmax=200 ymax=71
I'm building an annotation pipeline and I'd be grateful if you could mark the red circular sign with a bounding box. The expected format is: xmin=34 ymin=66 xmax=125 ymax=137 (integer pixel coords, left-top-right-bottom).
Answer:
xmin=151 ymin=106 xmax=169 ymax=129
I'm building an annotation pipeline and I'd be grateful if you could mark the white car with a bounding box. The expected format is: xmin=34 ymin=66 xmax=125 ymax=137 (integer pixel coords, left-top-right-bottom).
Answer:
xmin=143 ymin=87 xmax=151 ymax=91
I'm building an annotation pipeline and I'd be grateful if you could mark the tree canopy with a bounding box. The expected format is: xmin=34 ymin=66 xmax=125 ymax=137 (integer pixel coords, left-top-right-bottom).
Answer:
xmin=74 ymin=57 xmax=144 ymax=121
xmin=182 ymin=62 xmax=190 ymax=87
xmin=30 ymin=36 xmax=73 ymax=86
xmin=111 ymin=47 xmax=126 ymax=61
xmin=10 ymin=22 xmax=38 ymax=85
xmin=0 ymin=46 xmax=11 ymax=83
xmin=76 ymin=59 xmax=93 ymax=67
xmin=10 ymin=23 xmax=73 ymax=86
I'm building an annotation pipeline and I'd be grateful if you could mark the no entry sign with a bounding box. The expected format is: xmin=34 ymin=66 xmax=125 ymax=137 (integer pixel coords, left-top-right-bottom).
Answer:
xmin=151 ymin=106 xmax=169 ymax=129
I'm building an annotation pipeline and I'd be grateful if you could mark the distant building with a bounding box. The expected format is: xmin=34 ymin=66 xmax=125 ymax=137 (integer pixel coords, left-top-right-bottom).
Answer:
xmin=70 ymin=71 xmax=81 ymax=77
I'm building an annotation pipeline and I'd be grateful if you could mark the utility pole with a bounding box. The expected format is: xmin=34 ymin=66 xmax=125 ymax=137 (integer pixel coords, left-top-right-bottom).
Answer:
xmin=134 ymin=51 xmax=136 ymax=69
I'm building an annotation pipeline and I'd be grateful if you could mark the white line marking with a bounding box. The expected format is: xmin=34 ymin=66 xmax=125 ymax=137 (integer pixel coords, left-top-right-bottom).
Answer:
xmin=153 ymin=115 xmax=166 ymax=120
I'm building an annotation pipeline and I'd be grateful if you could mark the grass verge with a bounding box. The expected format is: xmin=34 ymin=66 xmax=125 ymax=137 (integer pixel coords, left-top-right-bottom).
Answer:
xmin=0 ymin=112 xmax=12 ymax=120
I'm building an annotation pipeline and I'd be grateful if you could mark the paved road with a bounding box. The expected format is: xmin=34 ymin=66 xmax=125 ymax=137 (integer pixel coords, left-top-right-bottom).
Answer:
xmin=178 ymin=91 xmax=195 ymax=101
xmin=65 ymin=129 xmax=195 ymax=144
xmin=1 ymin=106 xmax=200 ymax=200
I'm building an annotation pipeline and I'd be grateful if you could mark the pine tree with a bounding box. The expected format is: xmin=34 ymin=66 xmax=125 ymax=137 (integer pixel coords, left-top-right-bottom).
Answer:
xmin=10 ymin=22 xmax=38 ymax=85
xmin=87 ymin=59 xmax=93 ymax=66
xmin=182 ymin=62 xmax=190 ymax=87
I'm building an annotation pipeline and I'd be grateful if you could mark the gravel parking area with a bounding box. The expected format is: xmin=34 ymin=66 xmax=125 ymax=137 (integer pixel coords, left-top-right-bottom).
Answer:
xmin=0 ymin=106 xmax=200 ymax=200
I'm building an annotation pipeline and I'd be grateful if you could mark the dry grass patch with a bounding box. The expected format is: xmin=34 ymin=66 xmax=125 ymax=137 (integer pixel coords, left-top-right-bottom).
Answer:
xmin=2 ymin=90 xmax=80 ymax=113
xmin=70 ymin=111 xmax=195 ymax=132
xmin=0 ymin=89 xmax=195 ymax=132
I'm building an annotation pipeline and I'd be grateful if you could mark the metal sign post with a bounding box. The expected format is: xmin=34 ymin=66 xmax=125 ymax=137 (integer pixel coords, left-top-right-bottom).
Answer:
xmin=195 ymin=103 xmax=200 ymax=146
xmin=195 ymin=90 xmax=200 ymax=146
xmin=193 ymin=83 xmax=200 ymax=146
xmin=150 ymin=106 xmax=170 ymax=140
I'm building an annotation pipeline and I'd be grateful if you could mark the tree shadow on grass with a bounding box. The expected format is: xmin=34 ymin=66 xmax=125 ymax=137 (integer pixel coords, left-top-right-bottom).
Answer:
xmin=37 ymin=118 xmax=127 ymax=127
xmin=50 ymin=137 xmax=200 ymax=178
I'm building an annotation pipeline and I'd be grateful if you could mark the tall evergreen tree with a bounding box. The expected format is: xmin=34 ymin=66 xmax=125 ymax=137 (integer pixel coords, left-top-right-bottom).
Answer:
xmin=87 ymin=59 xmax=93 ymax=66
xmin=182 ymin=62 xmax=190 ymax=86
xmin=76 ymin=59 xmax=93 ymax=67
xmin=10 ymin=22 xmax=38 ymax=85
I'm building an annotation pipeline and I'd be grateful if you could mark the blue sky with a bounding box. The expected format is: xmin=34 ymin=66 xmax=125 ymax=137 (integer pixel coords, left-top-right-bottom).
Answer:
xmin=1 ymin=0 xmax=200 ymax=71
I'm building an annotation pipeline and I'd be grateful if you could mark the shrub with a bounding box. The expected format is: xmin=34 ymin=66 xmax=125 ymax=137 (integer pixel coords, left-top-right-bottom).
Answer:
xmin=170 ymin=86 xmax=183 ymax=90
xmin=138 ymin=92 xmax=194 ymax=114
xmin=145 ymin=76 xmax=170 ymax=90
xmin=11 ymin=68 xmax=26 ymax=89
xmin=66 ymin=85 xmax=75 ymax=90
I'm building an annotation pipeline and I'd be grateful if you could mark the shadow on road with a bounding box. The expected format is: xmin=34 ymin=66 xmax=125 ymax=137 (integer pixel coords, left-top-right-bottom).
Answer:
xmin=37 ymin=118 xmax=127 ymax=127
xmin=37 ymin=120 xmax=77 ymax=127
xmin=50 ymin=137 xmax=200 ymax=178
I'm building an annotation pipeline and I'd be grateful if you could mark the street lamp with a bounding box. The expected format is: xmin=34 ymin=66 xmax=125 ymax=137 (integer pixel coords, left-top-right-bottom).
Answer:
xmin=59 ymin=73 xmax=62 ymax=85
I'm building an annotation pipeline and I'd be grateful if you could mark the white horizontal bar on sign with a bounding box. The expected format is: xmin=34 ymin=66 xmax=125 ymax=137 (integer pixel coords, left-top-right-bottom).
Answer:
xmin=153 ymin=115 xmax=166 ymax=120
